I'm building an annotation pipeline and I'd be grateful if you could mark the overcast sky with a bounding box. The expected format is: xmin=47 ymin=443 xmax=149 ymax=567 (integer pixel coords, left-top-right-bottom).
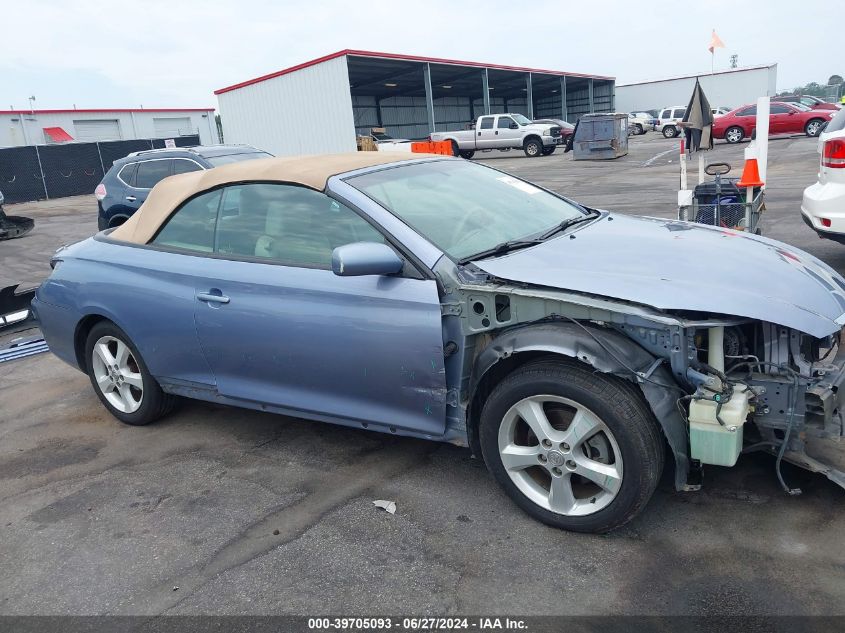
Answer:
xmin=1 ymin=0 xmax=839 ymax=110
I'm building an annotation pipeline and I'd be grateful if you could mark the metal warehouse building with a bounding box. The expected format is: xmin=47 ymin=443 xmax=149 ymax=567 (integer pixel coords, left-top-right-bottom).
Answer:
xmin=215 ymin=49 xmax=615 ymax=156
xmin=615 ymin=64 xmax=777 ymax=114
xmin=0 ymin=108 xmax=218 ymax=148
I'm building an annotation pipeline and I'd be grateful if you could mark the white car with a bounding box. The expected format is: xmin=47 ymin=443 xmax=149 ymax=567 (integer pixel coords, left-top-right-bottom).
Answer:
xmin=628 ymin=112 xmax=654 ymax=135
xmin=656 ymin=105 xmax=687 ymax=138
xmin=711 ymin=106 xmax=731 ymax=117
xmin=801 ymin=107 xmax=845 ymax=242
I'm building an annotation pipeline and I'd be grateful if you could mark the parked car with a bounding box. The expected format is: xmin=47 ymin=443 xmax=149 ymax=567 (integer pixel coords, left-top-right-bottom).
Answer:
xmin=802 ymin=107 xmax=845 ymax=241
xmin=627 ymin=112 xmax=654 ymax=135
xmin=655 ymin=106 xmax=687 ymax=138
xmin=533 ymin=118 xmax=575 ymax=142
xmin=95 ymin=145 xmax=272 ymax=230
xmin=776 ymin=94 xmax=841 ymax=111
xmin=35 ymin=152 xmax=845 ymax=533
xmin=713 ymin=102 xmax=836 ymax=144
xmin=431 ymin=113 xmax=561 ymax=158
xmin=711 ymin=106 xmax=731 ymax=117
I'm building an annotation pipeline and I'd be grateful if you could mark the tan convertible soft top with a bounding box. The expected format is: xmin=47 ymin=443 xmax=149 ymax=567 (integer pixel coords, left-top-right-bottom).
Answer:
xmin=110 ymin=152 xmax=439 ymax=244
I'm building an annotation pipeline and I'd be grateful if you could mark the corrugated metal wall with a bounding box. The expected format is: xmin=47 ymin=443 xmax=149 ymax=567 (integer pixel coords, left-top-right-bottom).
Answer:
xmin=217 ymin=55 xmax=357 ymax=156
xmin=615 ymin=66 xmax=777 ymax=113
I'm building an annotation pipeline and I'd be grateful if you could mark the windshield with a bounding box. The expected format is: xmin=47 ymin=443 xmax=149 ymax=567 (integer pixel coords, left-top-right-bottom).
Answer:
xmin=512 ymin=114 xmax=532 ymax=126
xmin=825 ymin=107 xmax=845 ymax=133
xmin=205 ymin=151 xmax=272 ymax=167
xmin=347 ymin=160 xmax=586 ymax=261
xmin=791 ymin=102 xmax=811 ymax=111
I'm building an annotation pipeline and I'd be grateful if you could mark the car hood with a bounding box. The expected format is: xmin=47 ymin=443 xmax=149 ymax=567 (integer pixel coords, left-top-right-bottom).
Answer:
xmin=473 ymin=213 xmax=845 ymax=338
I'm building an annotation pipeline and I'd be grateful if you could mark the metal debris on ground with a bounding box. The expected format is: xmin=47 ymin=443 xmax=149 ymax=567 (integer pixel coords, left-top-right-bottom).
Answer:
xmin=0 ymin=336 xmax=49 ymax=364
xmin=372 ymin=500 xmax=396 ymax=514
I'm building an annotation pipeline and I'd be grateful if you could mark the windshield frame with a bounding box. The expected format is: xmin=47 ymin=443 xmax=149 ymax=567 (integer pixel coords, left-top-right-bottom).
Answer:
xmin=342 ymin=158 xmax=593 ymax=265
xmin=512 ymin=113 xmax=532 ymax=126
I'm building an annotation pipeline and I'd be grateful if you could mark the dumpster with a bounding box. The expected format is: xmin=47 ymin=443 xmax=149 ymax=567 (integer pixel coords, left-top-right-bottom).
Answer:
xmin=567 ymin=113 xmax=629 ymax=160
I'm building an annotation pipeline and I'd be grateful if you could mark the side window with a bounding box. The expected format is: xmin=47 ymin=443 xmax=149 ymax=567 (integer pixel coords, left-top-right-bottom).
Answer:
xmin=497 ymin=116 xmax=515 ymax=129
xmin=135 ymin=160 xmax=173 ymax=189
xmin=660 ymin=109 xmax=670 ymax=119
xmin=173 ymin=159 xmax=203 ymax=175
xmin=479 ymin=117 xmax=494 ymax=130
xmin=152 ymin=189 xmax=221 ymax=253
xmin=770 ymin=104 xmax=790 ymax=114
xmin=118 ymin=163 xmax=136 ymax=187
xmin=737 ymin=106 xmax=756 ymax=117
xmin=673 ymin=108 xmax=686 ymax=119
xmin=215 ymin=183 xmax=385 ymax=269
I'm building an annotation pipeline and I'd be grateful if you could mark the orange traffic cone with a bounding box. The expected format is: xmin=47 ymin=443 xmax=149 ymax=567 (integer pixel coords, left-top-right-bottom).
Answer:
xmin=737 ymin=157 xmax=764 ymax=188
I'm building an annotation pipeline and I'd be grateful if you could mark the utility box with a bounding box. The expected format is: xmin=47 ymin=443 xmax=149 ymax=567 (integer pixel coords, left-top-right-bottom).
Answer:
xmin=571 ymin=113 xmax=629 ymax=160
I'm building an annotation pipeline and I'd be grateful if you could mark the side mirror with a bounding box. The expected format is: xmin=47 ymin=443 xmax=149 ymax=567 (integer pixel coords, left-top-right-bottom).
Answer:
xmin=332 ymin=242 xmax=403 ymax=277
xmin=509 ymin=122 xmax=519 ymax=129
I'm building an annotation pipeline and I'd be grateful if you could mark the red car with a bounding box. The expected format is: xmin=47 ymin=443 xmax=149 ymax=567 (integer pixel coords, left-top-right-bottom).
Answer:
xmin=775 ymin=94 xmax=841 ymax=111
xmin=713 ymin=102 xmax=836 ymax=144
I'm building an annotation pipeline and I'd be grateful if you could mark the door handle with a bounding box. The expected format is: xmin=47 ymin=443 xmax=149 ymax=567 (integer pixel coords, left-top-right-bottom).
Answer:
xmin=478 ymin=131 xmax=481 ymax=136
xmin=196 ymin=291 xmax=230 ymax=304
xmin=495 ymin=131 xmax=499 ymax=135
xmin=125 ymin=196 xmax=136 ymax=202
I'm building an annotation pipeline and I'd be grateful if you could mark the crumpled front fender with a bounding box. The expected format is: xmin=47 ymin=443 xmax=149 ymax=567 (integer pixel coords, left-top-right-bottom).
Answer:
xmin=469 ymin=322 xmax=691 ymax=491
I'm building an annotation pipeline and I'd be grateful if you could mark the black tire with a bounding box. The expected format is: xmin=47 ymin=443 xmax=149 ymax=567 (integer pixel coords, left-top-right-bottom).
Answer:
xmin=459 ymin=150 xmax=475 ymax=159
xmin=479 ymin=358 xmax=664 ymax=533
xmin=541 ymin=146 xmax=556 ymax=156
xmin=85 ymin=321 xmax=177 ymax=426
xmin=523 ymin=137 xmax=543 ymax=157
xmin=451 ymin=141 xmax=460 ymax=157
xmin=805 ymin=118 xmax=825 ymax=138
xmin=725 ymin=126 xmax=744 ymax=144
xmin=662 ymin=125 xmax=677 ymax=139
xmin=633 ymin=124 xmax=644 ymax=136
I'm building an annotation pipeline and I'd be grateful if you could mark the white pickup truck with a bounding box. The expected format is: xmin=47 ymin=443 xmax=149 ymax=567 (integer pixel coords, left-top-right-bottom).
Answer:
xmin=431 ymin=113 xmax=562 ymax=159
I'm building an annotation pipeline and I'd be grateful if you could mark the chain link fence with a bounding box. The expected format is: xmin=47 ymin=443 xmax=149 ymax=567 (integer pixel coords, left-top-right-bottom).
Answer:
xmin=0 ymin=135 xmax=200 ymax=204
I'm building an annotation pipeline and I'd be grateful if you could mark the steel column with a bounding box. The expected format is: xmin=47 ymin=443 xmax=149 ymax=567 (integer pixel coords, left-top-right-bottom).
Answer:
xmin=588 ymin=78 xmax=594 ymax=113
xmin=526 ymin=73 xmax=534 ymax=119
xmin=482 ymin=68 xmax=491 ymax=115
xmin=424 ymin=63 xmax=435 ymax=133
xmin=560 ymin=76 xmax=568 ymax=121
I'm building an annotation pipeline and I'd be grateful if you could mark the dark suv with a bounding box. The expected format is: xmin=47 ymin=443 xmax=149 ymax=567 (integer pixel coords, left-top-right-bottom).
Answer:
xmin=95 ymin=145 xmax=271 ymax=230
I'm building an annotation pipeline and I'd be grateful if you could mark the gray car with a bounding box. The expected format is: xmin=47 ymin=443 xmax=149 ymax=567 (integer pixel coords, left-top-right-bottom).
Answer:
xmin=35 ymin=153 xmax=845 ymax=533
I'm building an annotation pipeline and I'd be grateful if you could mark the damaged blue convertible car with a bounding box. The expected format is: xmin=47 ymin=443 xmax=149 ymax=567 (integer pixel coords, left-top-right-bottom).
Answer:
xmin=34 ymin=153 xmax=845 ymax=532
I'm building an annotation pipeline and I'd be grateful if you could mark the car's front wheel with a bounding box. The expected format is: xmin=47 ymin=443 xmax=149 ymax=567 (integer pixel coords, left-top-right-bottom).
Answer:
xmin=541 ymin=146 xmax=556 ymax=156
xmin=479 ymin=359 xmax=664 ymax=533
xmin=523 ymin=138 xmax=543 ymax=157
xmin=459 ymin=150 xmax=475 ymax=159
xmin=85 ymin=321 xmax=177 ymax=425
xmin=725 ymin=126 xmax=744 ymax=144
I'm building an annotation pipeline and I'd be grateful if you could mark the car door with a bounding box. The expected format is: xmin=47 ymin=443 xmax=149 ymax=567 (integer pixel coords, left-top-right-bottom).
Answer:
xmin=494 ymin=115 xmax=520 ymax=148
xmin=768 ymin=103 xmax=792 ymax=134
xmin=476 ymin=115 xmax=497 ymax=149
xmin=128 ymin=158 xmax=175 ymax=209
xmin=190 ymin=182 xmax=448 ymax=436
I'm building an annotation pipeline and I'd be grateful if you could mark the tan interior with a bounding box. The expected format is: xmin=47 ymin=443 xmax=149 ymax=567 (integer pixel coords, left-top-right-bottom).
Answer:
xmin=110 ymin=152 xmax=441 ymax=245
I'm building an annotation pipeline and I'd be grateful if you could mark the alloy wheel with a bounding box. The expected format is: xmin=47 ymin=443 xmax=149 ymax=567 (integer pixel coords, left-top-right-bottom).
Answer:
xmin=91 ymin=335 xmax=144 ymax=413
xmin=726 ymin=128 xmax=743 ymax=143
xmin=806 ymin=121 xmax=822 ymax=137
xmin=497 ymin=395 xmax=623 ymax=516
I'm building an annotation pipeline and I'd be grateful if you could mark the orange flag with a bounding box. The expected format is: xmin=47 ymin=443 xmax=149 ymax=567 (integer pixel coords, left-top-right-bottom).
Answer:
xmin=708 ymin=29 xmax=725 ymax=53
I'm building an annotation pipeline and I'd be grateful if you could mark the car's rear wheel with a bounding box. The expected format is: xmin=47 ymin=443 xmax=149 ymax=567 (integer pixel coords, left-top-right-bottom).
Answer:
xmin=725 ymin=126 xmax=744 ymax=144
xmin=459 ymin=150 xmax=475 ymax=159
xmin=479 ymin=359 xmax=664 ymax=533
xmin=662 ymin=125 xmax=677 ymax=138
xmin=805 ymin=119 xmax=824 ymax=137
xmin=523 ymin=138 xmax=543 ymax=157
xmin=85 ymin=321 xmax=176 ymax=426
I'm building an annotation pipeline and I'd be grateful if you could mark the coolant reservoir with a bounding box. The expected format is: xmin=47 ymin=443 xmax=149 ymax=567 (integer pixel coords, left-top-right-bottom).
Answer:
xmin=688 ymin=385 xmax=752 ymax=467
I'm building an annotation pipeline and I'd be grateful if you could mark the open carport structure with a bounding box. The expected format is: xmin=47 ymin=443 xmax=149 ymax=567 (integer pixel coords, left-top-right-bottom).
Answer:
xmin=215 ymin=50 xmax=614 ymax=156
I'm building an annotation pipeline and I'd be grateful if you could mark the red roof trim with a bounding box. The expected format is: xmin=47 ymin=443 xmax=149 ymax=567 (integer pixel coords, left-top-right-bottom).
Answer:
xmin=4 ymin=108 xmax=214 ymax=115
xmin=214 ymin=49 xmax=614 ymax=95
